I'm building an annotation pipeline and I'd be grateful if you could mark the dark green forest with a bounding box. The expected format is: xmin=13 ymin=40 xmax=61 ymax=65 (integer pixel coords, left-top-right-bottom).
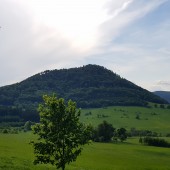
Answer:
xmin=0 ymin=65 xmax=168 ymax=123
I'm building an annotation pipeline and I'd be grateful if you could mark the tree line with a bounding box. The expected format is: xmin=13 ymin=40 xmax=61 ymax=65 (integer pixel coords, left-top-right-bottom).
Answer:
xmin=0 ymin=106 xmax=39 ymax=124
xmin=139 ymin=136 xmax=170 ymax=148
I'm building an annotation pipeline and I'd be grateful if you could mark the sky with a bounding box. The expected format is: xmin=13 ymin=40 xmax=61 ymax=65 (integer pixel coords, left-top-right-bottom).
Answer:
xmin=0 ymin=0 xmax=170 ymax=91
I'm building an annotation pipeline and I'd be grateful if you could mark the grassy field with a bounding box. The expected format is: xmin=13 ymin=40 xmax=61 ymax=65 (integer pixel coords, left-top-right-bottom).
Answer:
xmin=81 ymin=106 xmax=170 ymax=135
xmin=0 ymin=105 xmax=170 ymax=170
xmin=0 ymin=133 xmax=170 ymax=170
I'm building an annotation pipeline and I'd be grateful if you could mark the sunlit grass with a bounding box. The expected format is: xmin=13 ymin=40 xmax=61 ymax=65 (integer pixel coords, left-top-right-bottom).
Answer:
xmin=0 ymin=133 xmax=170 ymax=170
xmin=81 ymin=106 xmax=170 ymax=135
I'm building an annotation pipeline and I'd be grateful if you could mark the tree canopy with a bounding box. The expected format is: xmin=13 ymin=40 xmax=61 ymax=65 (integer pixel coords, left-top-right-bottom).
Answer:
xmin=92 ymin=121 xmax=115 ymax=142
xmin=31 ymin=95 xmax=91 ymax=170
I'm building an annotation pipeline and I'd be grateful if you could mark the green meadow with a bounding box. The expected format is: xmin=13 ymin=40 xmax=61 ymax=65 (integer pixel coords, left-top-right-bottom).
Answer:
xmin=1 ymin=105 xmax=170 ymax=170
xmin=81 ymin=105 xmax=170 ymax=135
xmin=0 ymin=133 xmax=170 ymax=170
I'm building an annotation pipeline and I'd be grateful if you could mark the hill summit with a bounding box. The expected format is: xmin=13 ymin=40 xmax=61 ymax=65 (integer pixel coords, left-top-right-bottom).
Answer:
xmin=0 ymin=64 xmax=167 ymax=109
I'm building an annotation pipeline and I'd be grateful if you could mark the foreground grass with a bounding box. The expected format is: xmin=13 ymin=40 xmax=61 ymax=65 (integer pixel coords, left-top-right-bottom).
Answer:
xmin=0 ymin=133 xmax=170 ymax=170
xmin=0 ymin=132 xmax=55 ymax=170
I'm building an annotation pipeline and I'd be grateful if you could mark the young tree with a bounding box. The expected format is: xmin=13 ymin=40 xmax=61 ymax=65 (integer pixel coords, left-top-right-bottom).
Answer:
xmin=94 ymin=120 xmax=115 ymax=142
xmin=117 ymin=128 xmax=127 ymax=142
xmin=154 ymin=104 xmax=158 ymax=108
xmin=160 ymin=104 xmax=165 ymax=109
xmin=167 ymin=105 xmax=170 ymax=109
xmin=31 ymin=95 xmax=91 ymax=170
xmin=24 ymin=121 xmax=34 ymax=132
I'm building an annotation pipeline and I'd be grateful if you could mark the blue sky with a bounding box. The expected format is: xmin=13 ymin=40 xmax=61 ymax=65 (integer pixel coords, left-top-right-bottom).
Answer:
xmin=0 ymin=0 xmax=170 ymax=91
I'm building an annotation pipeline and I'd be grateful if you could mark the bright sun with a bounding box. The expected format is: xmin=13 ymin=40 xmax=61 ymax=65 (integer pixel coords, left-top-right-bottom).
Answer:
xmin=26 ymin=0 xmax=109 ymax=50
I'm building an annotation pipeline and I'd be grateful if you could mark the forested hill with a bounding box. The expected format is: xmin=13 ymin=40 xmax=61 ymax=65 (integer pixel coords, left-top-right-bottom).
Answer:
xmin=0 ymin=64 xmax=167 ymax=110
xmin=154 ymin=91 xmax=170 ymax=103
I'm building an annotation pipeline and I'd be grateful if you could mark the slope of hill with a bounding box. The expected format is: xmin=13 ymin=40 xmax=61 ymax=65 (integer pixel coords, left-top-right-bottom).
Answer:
xmin=81 ymin=105 xmax=170 ymax=134
xmin=0 ymin=65 xmax=167 ymax=110
xmin=154 ymin=91 xmax=170 ymax=103
xmin=0 ymin=64 xmax=168 ymax=123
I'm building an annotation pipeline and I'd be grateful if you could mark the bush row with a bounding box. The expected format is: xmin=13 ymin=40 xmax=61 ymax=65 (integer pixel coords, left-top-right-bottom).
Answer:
xmin=139 ymin=136 xmax=170 ymax=148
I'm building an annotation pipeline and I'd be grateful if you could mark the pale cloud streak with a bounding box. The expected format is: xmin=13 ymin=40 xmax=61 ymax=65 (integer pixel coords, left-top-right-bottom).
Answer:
xmin=99 ymin=0 xmax=168 ymax=44
xmin=110 ymin=0 xmax=133 ymax=18
xmin=151 ymin=81 xmax=170 ymax=91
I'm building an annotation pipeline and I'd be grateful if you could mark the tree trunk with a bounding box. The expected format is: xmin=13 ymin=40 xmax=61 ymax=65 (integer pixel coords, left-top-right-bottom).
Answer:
xmin=62 ymin=165 xmax=65 ymax=170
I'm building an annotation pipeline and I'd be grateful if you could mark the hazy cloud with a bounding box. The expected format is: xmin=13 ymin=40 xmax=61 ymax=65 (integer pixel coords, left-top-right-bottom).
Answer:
xmin=0 ymin=0 xmax=169 ymax=91
xmin=0 ymin=0 xmax=88 ymax=85
xmin=150 ymin=81 xmax=170 ymax=91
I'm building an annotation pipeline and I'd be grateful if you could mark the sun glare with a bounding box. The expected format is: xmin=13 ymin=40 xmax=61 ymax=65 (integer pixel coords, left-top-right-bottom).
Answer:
xmin=26 ymin=0 xmax=109 ymax=50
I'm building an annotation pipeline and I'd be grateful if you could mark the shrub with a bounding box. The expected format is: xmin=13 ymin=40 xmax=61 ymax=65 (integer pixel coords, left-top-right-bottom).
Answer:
xmin=2 ymin=129 xmax=8 ymax=134
xmin=140 ymin=137 xmax=170 ymax=148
